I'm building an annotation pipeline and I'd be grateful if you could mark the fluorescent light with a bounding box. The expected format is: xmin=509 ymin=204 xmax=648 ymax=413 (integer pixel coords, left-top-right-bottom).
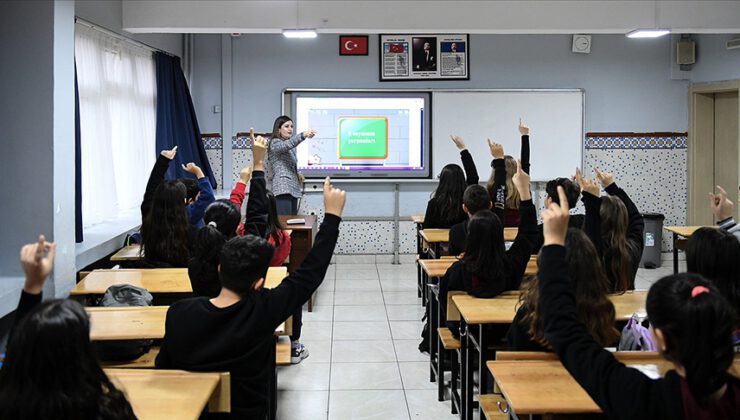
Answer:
xmin=283 ymin=29 xmax=317 ymax=39
xmin=626 ymin=29 xmax=670 ymax=38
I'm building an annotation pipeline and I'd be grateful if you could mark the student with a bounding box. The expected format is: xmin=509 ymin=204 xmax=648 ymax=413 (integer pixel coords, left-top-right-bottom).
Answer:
xmin=577 ymin=168 xmax=644 ymax=292
xmin=0 ymin=236 xmax=135 ymax=419
xmin=686 ymin=228 xmax=740 ymax=318
xmin=507 ymin=228 xmax=619 ymax=351
xmin=531 ymin=177 xmax=584 ymax=252
xmin=267 ymin=119 xmax=317 ymax=215
xmin=538 ymin=186 xmax=739 ymax=419
xmin=265 ymin=191 xmax=292 ymax=267
xmin=448 ymin=184 xmax=492 ymax=256
xmin=709 ymin=185 xmax=740 ymax=241
xmin=486 ymin=119 xmax=530 ymax=227
xmin=155 ymin=165 xmax=346 ymax=418
xmin=422 ymin=135 xmax=479 ymax=229
xmin=140 ymin=146 xmax=215 ymax=228
xmin=188 ymin=199 xmax=242 ymax=298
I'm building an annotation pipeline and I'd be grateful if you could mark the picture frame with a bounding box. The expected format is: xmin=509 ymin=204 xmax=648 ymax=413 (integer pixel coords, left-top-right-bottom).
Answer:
xmin=379 ymin=34 xmax=469 ymax=81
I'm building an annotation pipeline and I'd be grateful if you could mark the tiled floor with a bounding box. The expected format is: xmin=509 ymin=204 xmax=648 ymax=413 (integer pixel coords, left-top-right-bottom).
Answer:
xmin=276 ymin=257 xmax=684 ymax=420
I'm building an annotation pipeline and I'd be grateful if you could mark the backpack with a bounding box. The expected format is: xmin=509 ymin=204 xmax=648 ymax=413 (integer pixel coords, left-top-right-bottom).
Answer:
xmin=93 ymin=284 xmax=154 ymax=361
xmin=617 ymin=313 xmax=656 ymax=351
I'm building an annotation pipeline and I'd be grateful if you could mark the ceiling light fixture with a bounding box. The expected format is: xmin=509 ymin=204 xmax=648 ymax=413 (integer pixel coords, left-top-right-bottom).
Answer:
xmin=626 ymin=29 xmax=670 ymax=38
xmin=282 ymin=29 xmax=318 ymax=39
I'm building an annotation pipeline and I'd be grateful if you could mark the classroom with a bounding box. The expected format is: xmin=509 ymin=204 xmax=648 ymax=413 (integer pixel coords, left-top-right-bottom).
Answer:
xmin=1 ymin=1 xmax=739 ymax=419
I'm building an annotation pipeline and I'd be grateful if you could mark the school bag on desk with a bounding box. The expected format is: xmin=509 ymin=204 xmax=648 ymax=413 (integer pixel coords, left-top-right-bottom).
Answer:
xmin=618 ymin=313 xmax=656 ymax=351
xmin=93 ymin=284 xmax=154 ymax=361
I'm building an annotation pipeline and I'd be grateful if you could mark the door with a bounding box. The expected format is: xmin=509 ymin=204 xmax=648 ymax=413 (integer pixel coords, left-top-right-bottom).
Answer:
xmin=714 ymin=92 xmax=739 ymax=220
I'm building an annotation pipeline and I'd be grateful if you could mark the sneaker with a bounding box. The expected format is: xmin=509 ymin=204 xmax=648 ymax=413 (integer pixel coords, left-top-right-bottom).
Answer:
xmin=291 ymin=343 xmax=309 ymax=364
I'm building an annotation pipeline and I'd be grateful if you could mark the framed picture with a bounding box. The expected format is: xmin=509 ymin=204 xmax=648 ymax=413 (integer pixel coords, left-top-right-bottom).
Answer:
xmin=339 ymin=35 xmax=369 ymax=56
xmin=380 ymin=34 xmax=469 ymax=81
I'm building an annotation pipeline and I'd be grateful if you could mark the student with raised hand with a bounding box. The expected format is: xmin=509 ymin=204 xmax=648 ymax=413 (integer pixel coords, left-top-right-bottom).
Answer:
xmin=448 ymin=184 xmax=491 ymax=256
xmin=686 ymin=228 xmax=740 ymax=319
xmin=155 ymin=177 xmax=346 ymax=418
xmin=421 ymin=135 xmax=479 ymax=229
xmin=0 ymin=236 xmax=136 ymax=420
xmin=577 ymin=168 xmax=645 ymax=292
xmin=709 ymin=185 xmax=740 ymax=240
xmin=531 ymin=176 xmax=584 ymax=252
xmin=538 ymin=186 xmax=740 ymax=419
xmin=487 ymin=118 xmax=530 ymax=227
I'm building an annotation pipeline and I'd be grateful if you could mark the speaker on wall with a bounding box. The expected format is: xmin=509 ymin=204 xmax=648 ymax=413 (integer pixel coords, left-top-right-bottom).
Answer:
xmin=677 ymin=40 xmax=696 ymax=65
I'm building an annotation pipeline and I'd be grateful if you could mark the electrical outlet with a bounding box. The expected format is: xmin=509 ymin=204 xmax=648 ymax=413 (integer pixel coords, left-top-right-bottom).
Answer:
xmin=213 ymin=105 xmax=222 ymax=113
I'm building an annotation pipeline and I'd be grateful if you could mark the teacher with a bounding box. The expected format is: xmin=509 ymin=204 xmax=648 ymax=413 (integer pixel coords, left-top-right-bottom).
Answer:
xmin=267 ymin=115 xmax=316 ymax=215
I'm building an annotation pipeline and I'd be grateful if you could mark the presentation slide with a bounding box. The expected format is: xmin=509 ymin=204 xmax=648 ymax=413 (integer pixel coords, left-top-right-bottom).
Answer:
xmin=293 ymin=96 xmax=426 ymax=177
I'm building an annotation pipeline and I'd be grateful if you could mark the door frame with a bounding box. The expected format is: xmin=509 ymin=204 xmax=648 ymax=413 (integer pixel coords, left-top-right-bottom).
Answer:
xmin=688 ymin=80 xmax=740 ymax=225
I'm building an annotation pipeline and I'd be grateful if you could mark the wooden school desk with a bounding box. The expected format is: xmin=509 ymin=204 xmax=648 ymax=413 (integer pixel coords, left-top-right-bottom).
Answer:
xmin=412 ymin=215 xmax=425 ymax=298
xmin=110 ymin=244 xmax=143 ymax=262
xmin=663 ymin=226 xmax=710 ymax=274
xmin=452 ymin=290 xmax=647 ymax=420
xmin=486 ymin=356 xmax=740 ymax=418
xmin=278 ymin=214 xmax=317 ymax=311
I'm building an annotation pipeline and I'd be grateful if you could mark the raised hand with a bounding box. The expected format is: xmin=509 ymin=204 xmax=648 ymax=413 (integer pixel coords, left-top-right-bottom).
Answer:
xmin=488 ymin=139 xmax=504 ymax=159
xmin=161 ymin=146 xmax=178 ymax=160
xmin=20 ymin=235 xmax=56 ymax=295
xmin=709 ymin=185 xmax=734 ymax=220
xmin=252 ymin=136 xmax=268 ymax=171
xmin=512 ymin=159 xmax=532 ymax=200
xmin=518 ymin=118 xmax=530 ymax=136
xmin=303 ymin=129 xmax=317 ymax=139
xmin=182 ymin=162 xmax=205 ymax=179
xmin=450 ymin=135 xmax=466 ymax=151
xmin=575 ymin=167 xmax=600 ymax=197
xmin=594 ymin=168 xmax=614 ymax=188
xmin=249 ymin=127 xmax=256 ymax=142
xmin=542 ymin=186 xmax=570 ymax=246
xmin=299 ymin=173 xmax=306 ymax=185
xmin=323 ymin=177 xmax=347 ymax=217
xmin=239 ymin=166 xmax=253 ymax=185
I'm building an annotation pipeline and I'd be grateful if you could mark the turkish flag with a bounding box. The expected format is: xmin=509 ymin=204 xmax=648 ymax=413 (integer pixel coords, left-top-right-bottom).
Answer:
xmin=340 ymin=36 xmax=368 ymax=55
xmin=389 ymin=43 xmax=404 ymax=53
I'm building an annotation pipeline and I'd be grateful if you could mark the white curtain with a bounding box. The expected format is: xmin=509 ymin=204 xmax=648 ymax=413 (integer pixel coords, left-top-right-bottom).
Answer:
xmin=75 ymin=25 xmax=156 ymax=227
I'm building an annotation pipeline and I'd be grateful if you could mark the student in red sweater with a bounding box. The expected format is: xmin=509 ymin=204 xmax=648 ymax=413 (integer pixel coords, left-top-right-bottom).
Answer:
xmin=538 ymin=186 xmax=739 ymax=419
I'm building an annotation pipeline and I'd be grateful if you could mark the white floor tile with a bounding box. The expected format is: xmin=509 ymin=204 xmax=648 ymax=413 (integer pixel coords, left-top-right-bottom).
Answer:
xmin=386 ymin=305 xmax=425 ymax=321
xmin=300 ymin=339 xmax=332 ymax=363
xmin=330 ymin=362 xmax=403 ymax=390
xmin=334 ymin=291 xmax=384 ymax=306
xmin=334 ymin=305 xmax=388 ymax=322
xmin=390 ymin=321 xmax=423 ymax=340
xmin=384 ymin=291 xmax=421 ymax=305
xmin=393 ymin=340 xmax=428 ymax=362
xmin=333 ymin=321 xmax=391 ymax=340
xmin=299 ymin=321 xmax=333 ymax=341
xmin=277 ymin=390 xmax=329 ymax=420
xmin=277 ymin=362 xmax=331 ymax=391
xmin=328 ymin=390 xmax=409 ymax=420
xmin=332 ymin=340 xmax=397 ymax=363
xmin=398 ymin=362 xmax=436 ymax=390
xmin=405 ymin=390 xmax=458 ymax=419
xmin=335 ymin=279 xmax=382 ymax=291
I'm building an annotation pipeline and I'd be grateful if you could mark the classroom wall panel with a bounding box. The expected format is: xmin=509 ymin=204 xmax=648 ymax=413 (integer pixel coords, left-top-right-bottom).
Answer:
xmin=692 ymin=34 xmax=740 ymax=84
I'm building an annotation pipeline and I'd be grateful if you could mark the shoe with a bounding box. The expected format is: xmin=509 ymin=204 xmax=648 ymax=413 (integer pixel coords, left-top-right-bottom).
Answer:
xmin=291 ymin=343 xmax=309 ymax=364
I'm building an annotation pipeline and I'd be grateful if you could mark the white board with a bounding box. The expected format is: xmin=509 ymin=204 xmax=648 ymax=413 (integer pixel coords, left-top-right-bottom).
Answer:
xmin=432 ymin=90 xmax=583 ymax=182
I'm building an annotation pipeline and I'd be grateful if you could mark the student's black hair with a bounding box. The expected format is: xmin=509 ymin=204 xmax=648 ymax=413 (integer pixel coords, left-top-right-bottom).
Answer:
xmin=686 ymin=227 xmax=740 ymax=317
xmin=545 ymin=177 xmax=581 ymax=208
xmin=179 ymin=178 xmax=200 ymax=202
xmin=219 ymin=235 xmax=275 ymax=296
xmin=463 ymin=184 xmax=491 ymax=215
xmin=463 ymin=209 xmax=510 ymax=285
xmin=600 ymin=195 xmax=635 ymax=292
xmin=188 ymin=200 xmax=242 ymax=297
xmin=0 ymin=300 xmax=135 ymax=419
xmin=271 ymin=115 xmax=293 ymax=139
xmin=141 ymin=180 xmax=190 ymax=267
xmin=265 ymin=191 xmax=285 ymax=247
xmin=430 ymin=163 xmax=467 ymax=226
xmin=646 ymin=273 xmax=736 ymax=404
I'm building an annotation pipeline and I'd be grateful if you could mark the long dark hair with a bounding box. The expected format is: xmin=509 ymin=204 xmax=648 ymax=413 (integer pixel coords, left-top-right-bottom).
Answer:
xmin=266 ymin=191 xmax=284 ymax=246
xmin=188 ymin=200 xmax=241 ymax=298
xmin=600 ymin=195 xmax=635 ymax=292
xmin=686 ymin=227 xmax=740 ymax=318
xmin=0 ymin=300 xmax=135 ymax=419
xmin=647 ymin=274 xmax=736 ymax=404
xmin=463 ymin=210 xmax=509 ymax=287
xmin=271 ymin=115 xmax=293 ymax=139
xmin=141 ymin=180 xmax=190 ymax=267
xmin=430 ymin=163 xmax=467 ymax=226
xmin=520 ymin=229 xmax=619 ymax=348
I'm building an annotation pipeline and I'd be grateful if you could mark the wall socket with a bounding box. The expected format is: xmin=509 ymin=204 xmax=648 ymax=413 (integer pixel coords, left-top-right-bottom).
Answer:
xmin=213 ymin=105 xmax=222 ymax=113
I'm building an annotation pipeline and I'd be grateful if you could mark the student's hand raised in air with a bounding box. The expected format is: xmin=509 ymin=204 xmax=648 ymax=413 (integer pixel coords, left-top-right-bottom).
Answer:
xmin=542 ymin=186 xmax=570 ymax=246
xmin=20 ymin=235 xmax=56 ymax=295
xmin=252 ymin=136 xmax=268 ymax=171
xmin=709 ymin=185 xmax=734 ymax=220
xmin=182 ymin=163 xmax=205 ymax=179
xmin=518 ymin=118 xmax=530 ymax=136
xmin=450 ymin=135 xmax=466 ymax=151
xmin=323 ymin=177 xmax=347 ymax=217
xmin=303 ymin=129 xmax=317 ymax=139
xmin=575 ymin=167 xmax=600 ymax=197
xmin=161 ymin=146 xmax=178 ymax=160
xmin=594 ymin=168 xmax=614 ymax=188
xmin=512 ymin=160 xmax=531 ymax=201
xmin=239 ymin=166 xmax=253 ymax=185
xmin=488 ymin=139 xmax=504 ymax=159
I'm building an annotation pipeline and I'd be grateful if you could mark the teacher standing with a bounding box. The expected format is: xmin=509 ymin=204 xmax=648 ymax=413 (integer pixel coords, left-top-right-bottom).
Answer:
xmin=267 ymin=115 xmax=316 ymax=215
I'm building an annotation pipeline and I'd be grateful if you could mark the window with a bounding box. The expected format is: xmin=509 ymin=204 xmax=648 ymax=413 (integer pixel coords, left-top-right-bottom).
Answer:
xmin=75 ymin=25 xmax=156 ymax=227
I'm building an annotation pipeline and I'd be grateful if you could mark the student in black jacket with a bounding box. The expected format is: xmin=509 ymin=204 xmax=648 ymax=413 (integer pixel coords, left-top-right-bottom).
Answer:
xmin=155 ymin=177 xmax=346 ymax=418
xmin=538 ymin=186 xmax=739 ymax=420
xmin=531 ymin=177 xmax=584 ymax=252
xmin=576 ymin=168 xmax=645 ymax=292
xmin=448 ymin=184 xmax=492 ymax=256
xmin=422 ymin=135 xmax=479 ymax=229
xmin=486 ymin=118 xmax=530 ymax=227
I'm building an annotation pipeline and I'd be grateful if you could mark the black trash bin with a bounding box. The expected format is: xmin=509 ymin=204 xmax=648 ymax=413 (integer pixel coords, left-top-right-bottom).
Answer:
xmin=640 ymin=213 xmax=665 ymax=269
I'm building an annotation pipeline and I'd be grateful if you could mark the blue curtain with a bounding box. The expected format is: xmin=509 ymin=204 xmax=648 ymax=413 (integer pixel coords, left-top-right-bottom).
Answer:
xmin=154 ymin=52 xmax=216 ymax=188
xmin=74 ymin=63 xmax=83 ymax=243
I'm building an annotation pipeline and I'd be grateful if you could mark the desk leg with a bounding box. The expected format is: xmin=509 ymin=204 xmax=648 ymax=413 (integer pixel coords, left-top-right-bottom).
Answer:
xmin=428 ymin=284 xmax=438 ymax=383
xmin=477 ymin=325 xmax=489 ymax=419
xmin=416 ymin=228 xmax=423 ymax=298
xmin=673 ymin=232 xmax=679 ymax=274
xmin=461 ymin=320 xmax=474 ymax=420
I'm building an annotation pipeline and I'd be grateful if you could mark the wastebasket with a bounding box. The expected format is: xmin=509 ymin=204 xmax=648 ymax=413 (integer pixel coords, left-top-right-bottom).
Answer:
xmin=640 ymin=213 xmax=665 ymax=269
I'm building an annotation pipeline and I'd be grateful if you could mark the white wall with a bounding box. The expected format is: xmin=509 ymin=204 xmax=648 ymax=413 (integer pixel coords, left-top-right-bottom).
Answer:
xmin=692 ymin=34 xmax=740 ymax=83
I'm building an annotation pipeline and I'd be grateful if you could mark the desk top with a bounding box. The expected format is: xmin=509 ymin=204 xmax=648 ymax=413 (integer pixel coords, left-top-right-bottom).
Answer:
xmin=420 ymin=256 xmax=537 ymax=278
xmin=503 ymin=228 xmax=518 ymax=242
xmin=488 ymin=356 xmax=740 ymax=415
xmin=420 ymin=229 xmax=450 ymax=243
xmin=106 ymin=368 xmax=219 ymax=420
xmin=71 ymin=267 xmax=287 ymax=295
xmin=410 ymin=215 xmax=425 ymax=224
xmin=110 ymin=245 xmax=143 ymax=261
xmin=278 ymin=214 xmax=317 ymax=231
xmin=452 ymin=290 xmax=646 ymax=325
xmin=664 ymin=226 xmax=711 ymax=237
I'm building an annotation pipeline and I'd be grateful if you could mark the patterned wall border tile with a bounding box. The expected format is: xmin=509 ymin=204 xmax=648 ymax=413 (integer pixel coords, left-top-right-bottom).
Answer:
xmin=585 ymin=133 xmax=687 ymax=150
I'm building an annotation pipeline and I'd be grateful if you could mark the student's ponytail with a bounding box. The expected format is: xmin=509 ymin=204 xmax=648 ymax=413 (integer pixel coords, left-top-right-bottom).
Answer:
xmin=646 ymin=274 xmax=736 ymax=404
